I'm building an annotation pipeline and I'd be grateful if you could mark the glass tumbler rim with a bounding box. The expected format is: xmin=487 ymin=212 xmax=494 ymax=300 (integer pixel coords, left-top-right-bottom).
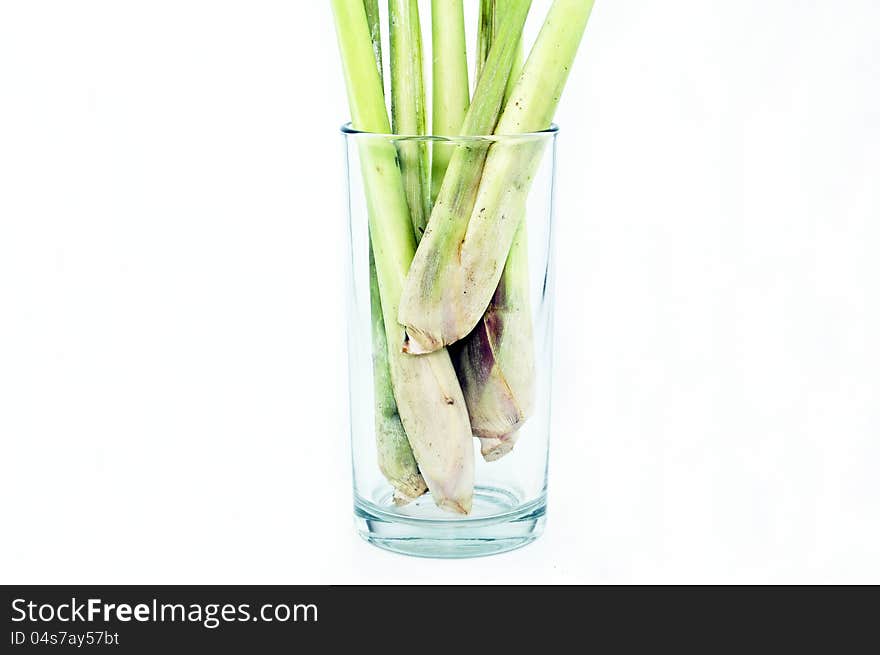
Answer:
xmin=340 ymin=122 xmax=559 ymax=143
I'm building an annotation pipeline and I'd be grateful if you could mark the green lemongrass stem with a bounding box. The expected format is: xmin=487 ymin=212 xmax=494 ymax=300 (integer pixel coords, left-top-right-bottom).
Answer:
xmin=504 ymin=24 xmax=522 ymax=104
xmin=456 ymin=25 xmax=534 ymax=459
xmin=363 ymin=0 xmax=426 ymax=502
xmin=363 ymin=0 xmax=384 ymax=86
xmin=389 ymin=0 xmax=430 ymax=240
xmin=475 ymin=0 xmax=496 ymax=83
xmin=477 ymin=1 xmax=522 ymax=101
xmin=332 ymin=0 xmax=474 ymax=514
xmin=399 ymin=0 xmax=533 ymax=354
xmin=399 ymin=0 xmax=594 ymax=352
xmin=430 ymin=0 xmax=470 ymax=204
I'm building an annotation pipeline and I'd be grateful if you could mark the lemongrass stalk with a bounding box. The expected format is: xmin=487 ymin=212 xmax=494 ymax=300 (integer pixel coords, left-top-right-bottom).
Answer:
xmin=399 ymin=0 xmax=594 ymax=352
xmin=430 ymin=0 xmax=470 ymax=204
xmin=389 ymin=0 xmax=430 ymax=240
xmin=456 ymin=208 xmax=534 ymax=446
xmin=362 ymin=0 xmax=426 ymax=502
xmin=332 ymin=0 xmax=474 ymax=514
xmin=475 ymin=0 xmax=496 ymax=83
xmin=370 ymin=248 xmax=427 ymax=501
xmin=399 ymin=0 xmax=533 ymax=354
xmin=504 ymin=23 xmax=522 ymax=104
xmin=456 ymin=24 xmax=533 ymax=459
xmin=363 ymin=0 xmax=384 ymax=87
xmin=478 ymin=1 xmax=522 ymax=102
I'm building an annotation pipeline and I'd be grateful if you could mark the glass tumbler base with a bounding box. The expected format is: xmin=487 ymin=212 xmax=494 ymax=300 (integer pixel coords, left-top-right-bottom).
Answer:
xmin=354 ymin=486 xmax=546 ymax=559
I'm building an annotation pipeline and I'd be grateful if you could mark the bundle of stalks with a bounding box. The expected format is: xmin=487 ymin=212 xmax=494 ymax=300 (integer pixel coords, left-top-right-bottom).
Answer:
xmin=331 ymin=0 xmax=595 ymax=513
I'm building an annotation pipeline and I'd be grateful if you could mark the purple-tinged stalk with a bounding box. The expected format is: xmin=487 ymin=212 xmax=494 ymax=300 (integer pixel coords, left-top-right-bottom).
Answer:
xmin=454 ymin=0 xmax=534 ymax=460
xmin=455 ymin=217 xmax=535 ymax=456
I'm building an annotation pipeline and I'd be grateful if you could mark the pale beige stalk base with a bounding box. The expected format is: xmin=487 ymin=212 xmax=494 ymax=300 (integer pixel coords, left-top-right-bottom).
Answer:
xmin=392 ymin=474 xmax=429 ymax=505
xmin=402 ymin=325 xmax=444 ymax=355
xmin=478 ymin=431 xmax=520 ymax=462
xmin=390 ymin=339 xmax=475 ymax=514
xmin=435 ymin=498 xmax=472 ymax=515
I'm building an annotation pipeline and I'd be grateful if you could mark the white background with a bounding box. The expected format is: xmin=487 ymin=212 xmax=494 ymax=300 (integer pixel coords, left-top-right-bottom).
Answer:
xmin=1 ymin=1 xmax=878 ymax=584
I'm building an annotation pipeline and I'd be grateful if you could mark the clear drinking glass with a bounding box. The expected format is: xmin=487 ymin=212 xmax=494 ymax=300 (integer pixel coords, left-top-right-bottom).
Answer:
xmin=342 ymin=124 xmax=559 ymax=558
